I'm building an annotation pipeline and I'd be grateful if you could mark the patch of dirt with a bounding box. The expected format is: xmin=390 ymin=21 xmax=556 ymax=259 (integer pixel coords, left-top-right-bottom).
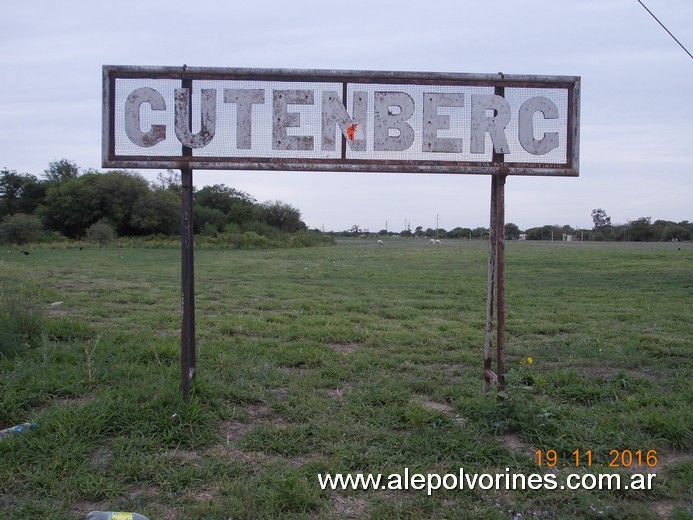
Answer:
xmin=415 ymin=398 xmax=456 ymax=415
xmin=498 ymin=433 xmax=537 ymax=459
xmin=125 ymin=484 xmax=161 ymax=498
xmin=58 ymin=393 xmax=97 ymax=407
xmin=246 ymin=402 xmax=271 ymax=419
xmin=330 ymin=342 xmax=361 ymax=354
xmin=219 ymin=420 xmax=255 ymax=443
xmin=271 ymin=387 xmax=290 ymax=402
xmin=324 ymin=384 xmax=353 ymax=399
xmin=45 ymin=306 xmax=68 ymax=318
xmin=192 ymin=484 xmax=220 ymax=502
xmin=72 ymin=500 xmax=107 ymax=518
xmin=217 ymin=401 xmax=289 ymax=447
xmin=159 ymin=449 xmax=201 ymax=465
xmin=414 ymin=397 xmax=467 ymax=427
xmin=651 ymin=500 xmax=676 ymax=519
xmin=286 ymin=452 xmax=323 ymax=468
xmin=331 ymin=493 xmax=370 ymax=519
xmin=89 ymin=444 xmax=111 ymax=470
xmin=636 ymin=448 xmax=693 ymax=475
xmin=209 ymin=446 xmax=273 ymax=470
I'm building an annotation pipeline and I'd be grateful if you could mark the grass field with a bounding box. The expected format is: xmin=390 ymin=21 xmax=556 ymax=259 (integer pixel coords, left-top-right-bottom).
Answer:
xmin=0 ymin=239 xmax=691 ymax=519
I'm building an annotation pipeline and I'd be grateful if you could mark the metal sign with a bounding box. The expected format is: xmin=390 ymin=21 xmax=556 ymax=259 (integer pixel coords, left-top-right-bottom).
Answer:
xmin=103 ymin=66 xmax=580 ymax=176
xmin=102 ymin=65 xmax=580 ymax=400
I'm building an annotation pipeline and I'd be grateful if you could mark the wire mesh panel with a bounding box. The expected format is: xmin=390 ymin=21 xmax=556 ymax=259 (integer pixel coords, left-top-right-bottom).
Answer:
xmin=103 ymin=66 xmax=580 ymax=176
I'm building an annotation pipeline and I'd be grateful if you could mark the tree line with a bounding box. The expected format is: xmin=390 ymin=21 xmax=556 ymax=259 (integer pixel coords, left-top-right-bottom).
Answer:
xmin=0 ymin=159 xmax=330 ymax=248
xmin=3 ymin=161 xmax=688 ymax=246
xmin=332 ymin=208 xmax=691 ymax=242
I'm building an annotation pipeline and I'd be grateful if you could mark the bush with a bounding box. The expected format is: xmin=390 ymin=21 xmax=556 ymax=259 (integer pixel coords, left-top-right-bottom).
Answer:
xmin=239 ymin=231 xmax=270 ymax=249
xmin=0 ymin=214 xmax=43 ymax=245
xmin=291 ymin=230 xmax=335 ymax=248
xmin=86 ymin=219 xmax=116 ymax=248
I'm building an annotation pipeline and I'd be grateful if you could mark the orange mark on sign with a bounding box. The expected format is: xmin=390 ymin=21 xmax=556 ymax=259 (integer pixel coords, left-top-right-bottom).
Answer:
xmin=346 ymin=123 xmax=358 ymax=141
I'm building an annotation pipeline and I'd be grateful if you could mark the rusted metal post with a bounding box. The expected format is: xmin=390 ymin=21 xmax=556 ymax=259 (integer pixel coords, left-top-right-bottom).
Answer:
xmin=483 ymin=82 xmax=509 ymax=403
xmin=483 ymin=176 xmax=497 ymax=396
xmin=180 ymin=166 xmax=195 ymax=398
xmin=180 ymin=78 xmax=196 ymax=398
xmin=496 ymin=175 xmax=507 ymax=402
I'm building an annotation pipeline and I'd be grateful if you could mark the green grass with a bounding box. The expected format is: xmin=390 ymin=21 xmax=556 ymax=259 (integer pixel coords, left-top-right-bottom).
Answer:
xmin=0 ymin=240 xmax=691 ymax=519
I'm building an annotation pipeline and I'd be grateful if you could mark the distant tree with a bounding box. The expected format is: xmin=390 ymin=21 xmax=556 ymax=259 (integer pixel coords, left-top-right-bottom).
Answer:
xmin=153 ymin=170 xmax=182 ymax=195
xmin=524 ymin=225 xmax=560 ymax=240
xmin=0 ymin=169 xmax=30 ymax=217
xmin=627 ymin=217 xmax=654 ymax=242
xmin=258 ymin=200 xmax=306 ymax=233
xmin=131 ymin=189 xmax=181 ymax=235
xmin=448 ymin=227 xmax=472 ymax=239
xmin=15 ymin=177 xmax=47 ymax=215
xmin=660 ymin=223 xmax=690 ymax=242
xmin=93 ymin=171 xmax=150 ymax=235
xmin=472 ymin=227 xmax=489 ymax=239
xmin=505 ymin=222 xmax=521 ymax=240
xmin=0 ymin=169 xmax=48 ymax=218
xmin=43 ymin=159 xmax=80 ymax=182
xmin=591 ymin=209 xmax=612 ymax=241
xmin=196 ymin=184 xmax=254 ymax=212
xmin=591 ymin=208 xmax=611 ymax=230
xmin=40 ymin=170 xmax=149 ymax=238
xmin=0 ymin=214 xmax=43 ymax=245
xmin=39 ymin=174 xmax=100 ymax=237
xmin=560 ymin=224 xmax=575 ymax=236
xmin=195 ymin=184 xmax=256 ymax=225
xmin=524 ymin=227 xmax=541 ymax=240
xmin=193 ymin=205 xmax=227 ymax=234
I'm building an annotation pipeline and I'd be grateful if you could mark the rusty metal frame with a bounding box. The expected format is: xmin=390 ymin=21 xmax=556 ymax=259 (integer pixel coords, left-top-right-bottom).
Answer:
xmin=102 ymin=65 xmax=580 ymax=177
xmin=102 ymin=65 xmax=580 ymax=399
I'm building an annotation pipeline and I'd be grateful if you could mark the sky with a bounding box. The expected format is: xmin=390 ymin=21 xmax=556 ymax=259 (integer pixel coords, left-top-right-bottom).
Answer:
xmin=1 ymin=0 xmax=691 ymax=233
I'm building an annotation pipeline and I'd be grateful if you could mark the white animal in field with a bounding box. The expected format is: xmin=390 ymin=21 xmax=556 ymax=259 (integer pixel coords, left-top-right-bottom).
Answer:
xmin=430 ymin=239 xmax=435 ymax=245
xmin=377 ymin=239 xmax=384 ymax=246
xmin=435 ymin=239 xmax=441 ymax=245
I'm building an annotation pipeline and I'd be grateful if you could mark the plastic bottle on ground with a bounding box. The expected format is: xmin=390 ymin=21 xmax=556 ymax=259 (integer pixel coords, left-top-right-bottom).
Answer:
xmin=87 ymin=513 xmax=150 ymax=520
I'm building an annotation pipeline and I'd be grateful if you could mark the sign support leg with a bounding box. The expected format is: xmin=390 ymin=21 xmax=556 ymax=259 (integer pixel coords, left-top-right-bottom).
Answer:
xmin=483 ymin=174 xmax=507 ymax=403
xmin=180 ymin=167 xmax=196 ymax=398
xmin=483 ymin=176 xmax=497 ymax=396
xmin=495 ymin=174 xmax=507 ymax=401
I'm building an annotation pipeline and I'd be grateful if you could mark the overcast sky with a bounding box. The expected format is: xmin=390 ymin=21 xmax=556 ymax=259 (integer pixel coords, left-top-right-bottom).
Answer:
xmin=1 ymin=0 xmax=691 ymax=232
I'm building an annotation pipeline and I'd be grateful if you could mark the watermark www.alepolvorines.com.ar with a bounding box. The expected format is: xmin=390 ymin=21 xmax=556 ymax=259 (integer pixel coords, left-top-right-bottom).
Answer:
xmin=317 ymin=468 xmax=657 ymax=496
